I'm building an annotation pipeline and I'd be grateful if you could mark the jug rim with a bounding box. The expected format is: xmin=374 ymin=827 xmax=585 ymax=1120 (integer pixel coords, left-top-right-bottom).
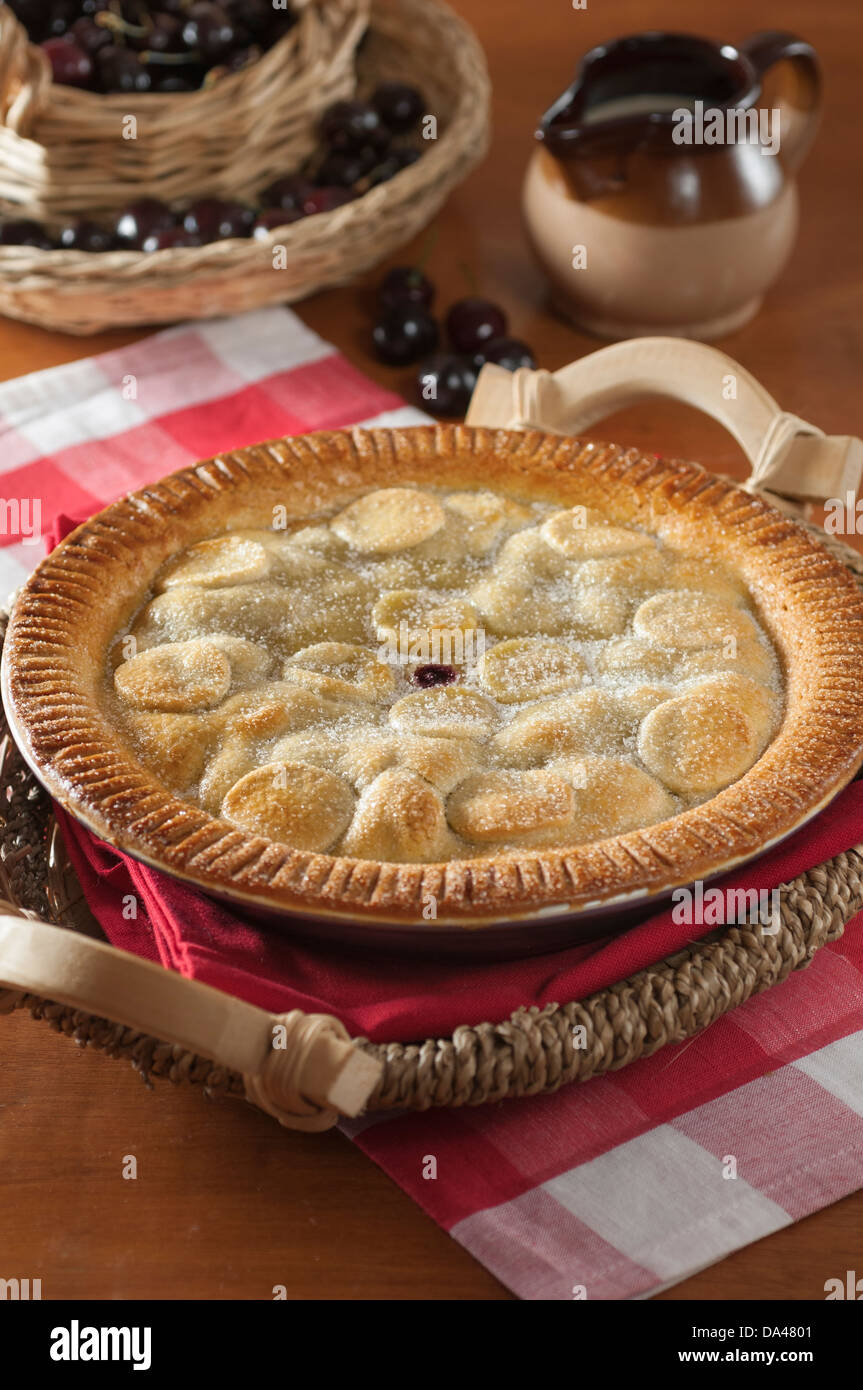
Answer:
xmin=538 ymin=30 xmax=765 ymax=152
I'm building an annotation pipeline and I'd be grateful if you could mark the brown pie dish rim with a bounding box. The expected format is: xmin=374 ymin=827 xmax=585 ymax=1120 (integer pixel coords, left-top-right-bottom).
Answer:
xmin=5 ymin=424 xmax=863 ymax=927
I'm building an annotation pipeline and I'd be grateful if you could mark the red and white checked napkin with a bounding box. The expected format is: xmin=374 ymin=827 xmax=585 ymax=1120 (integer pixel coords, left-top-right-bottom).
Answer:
xmin=2 ymin=306 xmax=863 ymax=1301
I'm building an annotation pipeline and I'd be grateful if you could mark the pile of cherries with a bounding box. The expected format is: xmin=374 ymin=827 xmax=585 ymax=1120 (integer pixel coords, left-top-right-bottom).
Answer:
xmin=371 ymin=266 xmax=536 ymax=416
xmin=5 ymin=0 xmax=298 ymax=94
xmin=0 ymin=85 xmax=426 ymax=250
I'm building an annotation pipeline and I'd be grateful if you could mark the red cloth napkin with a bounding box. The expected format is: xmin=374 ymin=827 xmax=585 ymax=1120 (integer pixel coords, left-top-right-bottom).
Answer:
xmin=50 ymin=515 xmax=863 ymax=1042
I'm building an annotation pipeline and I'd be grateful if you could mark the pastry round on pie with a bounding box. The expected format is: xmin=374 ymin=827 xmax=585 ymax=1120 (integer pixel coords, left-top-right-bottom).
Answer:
xmin=477 ymin=638 xmax=587 ymax=703
xmin=222 ymin=760 xmax=356 ymax=852
xmin=447 ymin=768 xmax=578 ymax=847
xmin=6 ymin=425 xmax=863 ymax=930
xmin=114 ymin=639 xmax=232 ymax=712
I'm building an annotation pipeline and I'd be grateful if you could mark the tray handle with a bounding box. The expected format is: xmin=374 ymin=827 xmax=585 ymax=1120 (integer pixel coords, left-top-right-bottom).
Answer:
xmin=0 ymin=913 xmax=381 ymax=1131
xmin=466 ymin=338 xmax=863 ymax=512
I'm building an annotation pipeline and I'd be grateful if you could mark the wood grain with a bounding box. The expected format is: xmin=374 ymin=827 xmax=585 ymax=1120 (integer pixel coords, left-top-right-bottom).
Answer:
xmin=1 ymin=0 xmax=862 ymax=1300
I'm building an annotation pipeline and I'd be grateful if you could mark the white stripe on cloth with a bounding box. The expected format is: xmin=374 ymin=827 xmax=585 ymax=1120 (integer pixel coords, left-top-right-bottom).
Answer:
xmin=196 ymin=306 xmax=333 ymax=382
xmin=794 ymin=1028 xmax=863 ymax=1115
xmin=541 ymin=1125 xmax=791 ymax=1284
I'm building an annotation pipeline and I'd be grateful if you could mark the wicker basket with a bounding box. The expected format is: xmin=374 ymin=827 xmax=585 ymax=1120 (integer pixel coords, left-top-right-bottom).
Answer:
xmin=0 ymin=0 xmax=369 ymax=218
xmin=0 ymin=0 xmax=490 ymax=334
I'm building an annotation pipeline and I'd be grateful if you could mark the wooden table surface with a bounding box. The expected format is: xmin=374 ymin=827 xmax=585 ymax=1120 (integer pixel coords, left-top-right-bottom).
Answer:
xmin=2 ymin=0 xmax=861 ymax=1301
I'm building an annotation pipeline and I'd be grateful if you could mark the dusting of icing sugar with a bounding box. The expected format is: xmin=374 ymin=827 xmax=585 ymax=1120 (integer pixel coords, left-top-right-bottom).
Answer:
xmin=107 ymin=485 xmax=784 ymax=863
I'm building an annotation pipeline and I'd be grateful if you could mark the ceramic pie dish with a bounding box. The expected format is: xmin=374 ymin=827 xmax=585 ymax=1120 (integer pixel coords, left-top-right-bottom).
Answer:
xmin=4 ymin=425 xmax=863 ymax=949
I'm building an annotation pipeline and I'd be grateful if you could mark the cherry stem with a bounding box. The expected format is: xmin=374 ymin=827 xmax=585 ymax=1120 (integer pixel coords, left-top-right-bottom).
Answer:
xmin=142 ymin=49 xmax=203 ymax=64
xmin=96 ymin=10 xmax=151 ymax=39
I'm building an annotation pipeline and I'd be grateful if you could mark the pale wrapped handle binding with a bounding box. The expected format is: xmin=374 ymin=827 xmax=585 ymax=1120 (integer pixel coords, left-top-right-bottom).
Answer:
xmin=0 ymin=914 xmax=381 ymax=1131
xmin=466 ymin=337 xmax=863 ymax=513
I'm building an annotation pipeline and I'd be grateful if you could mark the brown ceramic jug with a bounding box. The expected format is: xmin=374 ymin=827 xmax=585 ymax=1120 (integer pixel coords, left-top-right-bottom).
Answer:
xmin=522 ymin=31 xmax=821 ymax=339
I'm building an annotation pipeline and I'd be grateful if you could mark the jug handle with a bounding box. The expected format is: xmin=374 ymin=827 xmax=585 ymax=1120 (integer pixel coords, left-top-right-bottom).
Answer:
xmin=739 ymin=31 xmax=821 ymax=172
xmin=465 ymin=338 xmax=862 ymax=513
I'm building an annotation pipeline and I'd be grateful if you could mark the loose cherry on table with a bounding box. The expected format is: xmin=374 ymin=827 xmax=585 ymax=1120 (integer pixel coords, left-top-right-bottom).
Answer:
xmin=372 ymin=307 xmax=440 ymax=367
xmin=475 ymin=337 xmax=537 ymax=371
xmin=446 ymin=296 xmax=509 ymax=354
xmin=414 ymin=353 xmax=479 ymax=417
xmin=377 ymin=265 xmax=436 ymax=314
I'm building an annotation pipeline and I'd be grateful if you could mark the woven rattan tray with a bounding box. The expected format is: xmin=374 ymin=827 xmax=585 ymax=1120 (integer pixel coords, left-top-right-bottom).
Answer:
xmin=1 ymin=526 xmax=862 ymax=1129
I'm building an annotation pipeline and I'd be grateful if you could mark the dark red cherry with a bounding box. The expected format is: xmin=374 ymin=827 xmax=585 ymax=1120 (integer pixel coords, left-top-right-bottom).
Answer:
xmin=181 ymin=3 xmax=236 ymax=61
xmin=446 ymin=297 xmax=508 ymax=354
xmin=320 ymin=100 xmax=390 ymax=154
xmin=372 ymin=307 xmax=439 ymax=367
xmin=0 ymin=219 xmax=55 ymax=249
xmin=377 ymin=265 xmax=435 ymax=314
xmin=365 ymin=146 xmax=421 ymax=187
xmin=182 ymin=198 xmax=254 ymax=241
xmin=142 ymin=226 xmax=202 ymax=250
xmin=415 ymin=353 xmax=478 ymax=417
xmin=42 ymin=36 xmax=93 ymax=87
xmin=474 ymin=337 xmax=537 ymax=371
xmin=114 ymin=198 xmax=175 ymax=248
xmin=301 ymin=186 xmax=355 ymax=216
xmin=96 ymin=45 xmax=151 ymax=92
xmin=140 ymin=12 xmax=184 ymax=53
xmin=371 ymin=82 xmax=425 ymax=134
xmin=261 ymin=175 xmax=316 ymax=212
xmin=411 ymin=663 xmax=457 ymax=688
xmin=59 ymin=219 xmax=116 ymax=252
xmin=44 ymin=0 xmax=76 ymax=38
xmin=316 ymin=149 xmax=376 ymax=188
xmin=70 ymin=17 xmax=112 ymax=57
xmin=252 ymin=208 xmax=304 ymax=239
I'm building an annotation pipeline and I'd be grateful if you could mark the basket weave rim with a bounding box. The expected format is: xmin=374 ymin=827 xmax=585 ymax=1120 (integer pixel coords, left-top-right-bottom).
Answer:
xmin=1 ymin=522 xmax=862 ymax=1113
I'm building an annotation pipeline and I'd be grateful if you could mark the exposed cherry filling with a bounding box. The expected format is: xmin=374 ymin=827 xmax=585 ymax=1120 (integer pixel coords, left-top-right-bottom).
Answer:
xmin=411 ymin=663 xmax=458 ymax=688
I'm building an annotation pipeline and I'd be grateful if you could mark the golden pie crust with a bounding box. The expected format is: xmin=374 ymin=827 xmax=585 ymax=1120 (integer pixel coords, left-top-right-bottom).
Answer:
xmin=5 ymin=425 xmax=863 ymax=926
